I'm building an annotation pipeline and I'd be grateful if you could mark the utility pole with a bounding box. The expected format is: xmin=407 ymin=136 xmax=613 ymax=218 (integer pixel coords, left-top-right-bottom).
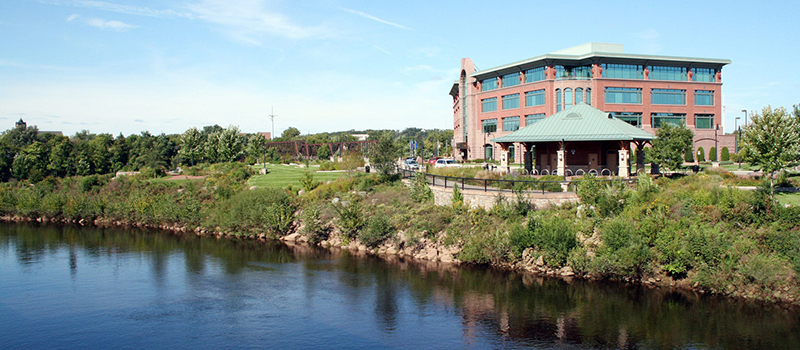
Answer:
xmin=269 ymin=106 xmax=277 ymax=140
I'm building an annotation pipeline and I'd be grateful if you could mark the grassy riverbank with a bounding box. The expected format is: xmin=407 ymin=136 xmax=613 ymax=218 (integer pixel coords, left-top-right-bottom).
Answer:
xmin=0 ymin=163 xmax=798 ymax=305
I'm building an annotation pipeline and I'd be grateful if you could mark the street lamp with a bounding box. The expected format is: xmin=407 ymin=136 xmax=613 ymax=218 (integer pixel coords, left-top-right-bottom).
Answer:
xmin=735 ymin=117 xmax=741 ymax=169
xmin=741 ymin=109 xmax=747 ymax=126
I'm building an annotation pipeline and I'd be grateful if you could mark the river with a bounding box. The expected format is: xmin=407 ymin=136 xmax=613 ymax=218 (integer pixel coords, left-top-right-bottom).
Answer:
xmin=1 ymin=223 xmax=798 ymax=349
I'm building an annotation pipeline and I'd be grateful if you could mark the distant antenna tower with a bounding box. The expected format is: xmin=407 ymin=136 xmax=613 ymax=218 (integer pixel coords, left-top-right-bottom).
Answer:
xmin=269 ymin=106 xmax=277 ymax=140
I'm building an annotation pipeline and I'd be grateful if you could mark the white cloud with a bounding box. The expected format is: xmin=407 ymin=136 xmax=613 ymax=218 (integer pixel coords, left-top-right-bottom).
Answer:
xmin=41 ymin=0 xmax=192 ymax=18
xmin=84 ymin=18 xmax=136 ymax=30
xmin=67 ymin=14 xmax=80 ymax=21
xmin=341 ymin=8 xmax=411 ymax=30
xmin=184 ymin=0 xmax=333 ymax=42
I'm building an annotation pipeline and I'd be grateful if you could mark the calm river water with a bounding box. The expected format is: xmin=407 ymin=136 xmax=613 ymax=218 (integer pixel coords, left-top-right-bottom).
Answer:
xmin=1 ymin=223 xmax=799 ymax=349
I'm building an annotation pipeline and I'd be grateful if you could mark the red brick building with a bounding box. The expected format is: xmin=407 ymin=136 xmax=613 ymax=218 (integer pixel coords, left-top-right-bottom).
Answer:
xmin=450 ymin=43 xmax=734 ymax=163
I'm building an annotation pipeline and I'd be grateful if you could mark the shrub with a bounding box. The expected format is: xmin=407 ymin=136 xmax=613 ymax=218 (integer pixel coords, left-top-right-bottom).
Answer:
xmin=332 ymin=201 xmax=364 ymax=240
xmin=684 ymin=148 xmax=694 ymax=162
xmin=709 ymin=147 xmax=717 ymax=162
xmin=721 ymin=147 xmax=730 ymax=162
xmin=360 ymin=215 xmax=394 ymax=248
xmin=451 ymin=185 xmax=464 ymax=209
xmin=530 ymin=215 xmax=577 ymax=267
xmin=696 ymin=147 xmax=705 ymax=162
xmin=207 ymin=188 xmax=297 ymax=236
xmin=301 ymin=205 xmax=330 ymax=244
xmin=299 ymin=170 xmax=321 ymax=192
xmin=409 ymin=172 xmax=433 ymax=203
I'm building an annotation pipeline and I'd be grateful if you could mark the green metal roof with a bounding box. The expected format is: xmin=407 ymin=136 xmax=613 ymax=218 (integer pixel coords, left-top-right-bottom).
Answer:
xmin=490 ymin=104 xmax=655 ymax=143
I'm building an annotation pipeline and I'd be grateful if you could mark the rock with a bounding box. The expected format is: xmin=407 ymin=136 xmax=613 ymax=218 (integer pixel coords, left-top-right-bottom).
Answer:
xmin=297 ymin=235 xmax=308 ymax=243
xmin=385 ymin=247 xmax=398 ymax=255
xmin=282 ymin=233 xmax=301 ymax=242
xmin=332 ymin=197 xmax=340 ymax=204
xmin=693 ymin=282 xmax=700 ymax=288
xmin=535 ymin=255 xmax=545 ymax=267
xmin=648 ymin=278 xmax=656 ymax=284
xmin=249 ymin=186 xmax=257 ymax=190
xmin=560 ymin=266 xmax=574 ymax=276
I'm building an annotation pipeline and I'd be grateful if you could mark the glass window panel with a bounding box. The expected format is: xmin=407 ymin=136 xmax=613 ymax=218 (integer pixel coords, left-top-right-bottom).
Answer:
xmin=564 ymin=88 xmax=573 ymax=108
xmin=502 ymin=116 xmax=520 ymax=131
xmin=693 ymin=68 xmax=716 ymax=82
xmin=611 ymin=112 xmax=642 ymax=128
xmin=694 ymin=114 xmax=714 ymax=129
xmin=556 ymin=89 xmax=562 ymax=112
xmin=651 ymin=89 xmax=686 ymax=105
xmin=481 ymin=77 xmax=498 ymax=91
xmin=602 ymin=64 xmax=643 ymax=79
xmin=481 ymin=97 xmax=497 ymax=112
xmin=524 ymin=67 xmax=545 ymax=83
xmin=649 ymin=66 xmax=687 ymax=81
xmin=502 ymin=72 xmax=520 ymax=87
xmin=502 ymin=94 xmax=519 ymax=109
xmin=482 ymin=119 xmax=497 ymax=133
xmin=695 ymin=90 xmax=714 ymax=106
xmin=525 ymin=89 xmax=545 ymax=106
xmin=604 ymin=87 xmax=642 ymax=104
xmin=651 ymin=113 xmax=686 ymax=128
xmin=525 ymin=113 xmax=545 ymax=125
xmin=484 ymin=145 xmax=493 ymax=159
xmin=575 ymin=88 xmax=583 ymax=104
xmin=586 ymin=88 xmax=591 ymax=106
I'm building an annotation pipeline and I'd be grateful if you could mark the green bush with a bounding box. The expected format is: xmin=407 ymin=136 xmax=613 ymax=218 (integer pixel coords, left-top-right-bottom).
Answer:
xmin=696 ymin=147 xmax=705 ymax=162
xmin=207 ymin=188 xmax=296 ymax=237
xmin=332 ymin=201 xmax=363 ymax=240
xmin=409 ymin=172 xmax=433 ymax=203
xmin=451 ymin=185 xmax=464 ymax=209
xmin=299 ymin=170 xmax=321 ymax=192
xmin=530 ymin=215 xmax=577 ymax=267
xmin=721 ymin=147 xmax=730 ymax=162
xmin=301 ymin=205 xmax=330 ymax=244
xmin=709 ymin=147 xmax=717 ymax=162
xmin=360 ymin=215 xmax=394 ymax=248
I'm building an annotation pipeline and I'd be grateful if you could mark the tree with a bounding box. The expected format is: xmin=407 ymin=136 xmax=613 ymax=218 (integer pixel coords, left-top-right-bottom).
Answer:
xmin=696 ymin=147 xmax=705 ymax=162
xmin=649 ymin=123 xmax=693 ymax=172
xmin=721 ymin=147 xmax=730 ymax=162
xmin=246 ymin=133 xmax=268 ymax=164
xmin=709 ymin=147 xmax=717 ymax=162
xmin=740 ymin=106 xmax=800 ymax=180
xmin=179 ymin=127 xmax=204 ymax=165
xmin=281 ymin=127 xmax=301 ymax=140
xmin=369 ymin=131 xmax=400 ymax=179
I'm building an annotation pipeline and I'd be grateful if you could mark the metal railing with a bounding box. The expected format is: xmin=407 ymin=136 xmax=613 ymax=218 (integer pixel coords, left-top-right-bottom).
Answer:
xmin=398 ymin=167 xmax=632 ymax=193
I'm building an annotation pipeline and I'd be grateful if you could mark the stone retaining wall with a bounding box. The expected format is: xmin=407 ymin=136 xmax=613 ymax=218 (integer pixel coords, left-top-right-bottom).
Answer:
xmin=427 ymin=183 xmax=578 ymax=210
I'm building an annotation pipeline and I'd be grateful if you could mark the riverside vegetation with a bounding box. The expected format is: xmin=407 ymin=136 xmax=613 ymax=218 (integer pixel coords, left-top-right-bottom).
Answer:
xmin=1 ymin=162 xmax=799 ymax=306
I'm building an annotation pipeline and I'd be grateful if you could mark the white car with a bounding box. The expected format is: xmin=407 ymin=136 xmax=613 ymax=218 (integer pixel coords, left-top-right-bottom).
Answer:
xmin=403 ymin=159 xmax=420 ymax=170
xmin=434 ymin=159 xmax=461 ymax=168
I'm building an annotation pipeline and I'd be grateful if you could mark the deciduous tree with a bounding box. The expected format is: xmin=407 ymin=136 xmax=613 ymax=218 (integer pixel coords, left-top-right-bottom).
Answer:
xmin=649 ymin=123 xmax=693 ymax=172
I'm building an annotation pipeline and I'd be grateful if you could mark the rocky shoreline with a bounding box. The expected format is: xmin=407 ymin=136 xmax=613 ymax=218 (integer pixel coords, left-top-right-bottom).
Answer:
xmin=2 ymin=213 xmax=797 ymax=309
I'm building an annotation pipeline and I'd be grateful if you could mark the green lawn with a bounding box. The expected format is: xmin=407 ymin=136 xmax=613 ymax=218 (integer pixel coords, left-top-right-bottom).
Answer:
xmin=247 ymin=164 xmax=348 ymax=189
xmin=777 ymin=192 xmax=800 ymax=207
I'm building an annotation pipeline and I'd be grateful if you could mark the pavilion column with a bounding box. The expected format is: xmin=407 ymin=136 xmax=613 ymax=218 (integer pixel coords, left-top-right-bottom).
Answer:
xmin=499 ymin=143 xmax=510 ymax=173
xmin=556 ymin=149 xmax=566 ymax=177
xmin=636 ymin=143 xmax=646 ymax=174
xmin=618 ymin=149 xmax=630 ymax=178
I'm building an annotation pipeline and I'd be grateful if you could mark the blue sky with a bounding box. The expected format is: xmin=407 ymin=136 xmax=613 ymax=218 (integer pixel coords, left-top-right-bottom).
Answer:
xmin=1 ymin=0 xmax=798 ymax=136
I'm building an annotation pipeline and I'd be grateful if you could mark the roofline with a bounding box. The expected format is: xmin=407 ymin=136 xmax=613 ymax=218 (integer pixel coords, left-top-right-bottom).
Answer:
xmin=471 ymin=52 xmax=731 ymax=79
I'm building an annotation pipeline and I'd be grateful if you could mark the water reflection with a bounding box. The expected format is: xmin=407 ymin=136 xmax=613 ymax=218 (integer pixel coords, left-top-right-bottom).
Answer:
xmin=1 ymin=222 xmax=799 ymax=349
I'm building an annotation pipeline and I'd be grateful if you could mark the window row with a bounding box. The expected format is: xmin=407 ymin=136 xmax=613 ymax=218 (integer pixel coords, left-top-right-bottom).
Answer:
xmin=482 ymin=114 xmax=544 ymax=133
xmin=481 ymin=65 xmax=718 ymax=90
xmin=604 ymin=88 xmax=714 ymax=105
xmin=555 ymin=88 xmax=592 ymax=112
xmin=610 ymin=112 xmax=716 ymax=129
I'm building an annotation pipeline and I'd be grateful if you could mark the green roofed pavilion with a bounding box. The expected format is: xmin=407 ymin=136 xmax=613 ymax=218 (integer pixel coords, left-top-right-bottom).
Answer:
xmin=490 ymin=103 xmax=654 ymax=143
xmin=489 ymin=103 xmax=653 ymax=177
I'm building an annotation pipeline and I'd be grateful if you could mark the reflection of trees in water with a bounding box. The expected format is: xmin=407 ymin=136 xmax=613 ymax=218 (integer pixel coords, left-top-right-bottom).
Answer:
xmin=4 ymin=222 xmax=800 ymax=349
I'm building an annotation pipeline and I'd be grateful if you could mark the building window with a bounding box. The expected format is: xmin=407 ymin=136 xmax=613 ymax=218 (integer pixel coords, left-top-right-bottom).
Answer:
xmin=564 ymin=88 xmax=573 ymax=109
xmin=586 ymin=88 xmax=591 ymax=106
xmin=651 ymin=89 xmax=686 ymax=105
xmin=652 ymin=113 xmax=686 ymax=128
xmin=524 ymin=67 xmax=545 ymax=83
xmin=611 ymin=112 xmax=643 ymax=128
xmin=693 ymin=68 xmax=716 ymax=82
xmin=481 ymin=77 xmax=498 ymax=91
xmin=555 ymin=65 xmax=566 ymax=79
xmin=525 ymin=89 xmax=545 ymax=106
xmin=525 ymin=113 xmax=545 ymax=125
xmin=604 ymin=87 xmax=642 ymax=104
xmin=509 ymin=145 xmax=516 ymax=162
xmin=503 ymin=116 xmax=520 ymax=131
xmin=482 ymin=119 xmax=497 ymax=133
xmin=502 ymin=72 xmax=520 ymax=87
xmin=484 ymin=144 xmax=494 ymax=160
xmin=695 ymin=114 xmax=714 ymax=129
xmin=481 ymin=97 xmax=497 ymax=112
xmin=695 ymin=90 xmax=714 ymax=106
xmin=556 ymin=89 xmax=562 ymax=112
xmin=602 ymin=64 xmax=643 ymax=79
xmin=502 ymin=93 xmax=520 ymax=109
xmin=649 ymin=66 xmax=687 ymax=81
xmin=576 ymin=88 xmax=584 ymax=104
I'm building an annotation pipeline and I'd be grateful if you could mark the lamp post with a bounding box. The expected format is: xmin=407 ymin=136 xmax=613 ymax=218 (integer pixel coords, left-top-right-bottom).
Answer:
xmin=735 ymin=117 xmax=741 ymax=169
xmin=741 ymin=109 xmax=747 ymax=126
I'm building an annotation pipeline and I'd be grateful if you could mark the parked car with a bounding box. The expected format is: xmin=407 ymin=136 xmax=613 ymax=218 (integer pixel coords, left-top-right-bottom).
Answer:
xmin=403 ymin=159 xmax=420 ymax=170
xmin=434 ymin=159 xmax=461 ymax=168
xmin=427 ymin=157 xmax=441 ymax=165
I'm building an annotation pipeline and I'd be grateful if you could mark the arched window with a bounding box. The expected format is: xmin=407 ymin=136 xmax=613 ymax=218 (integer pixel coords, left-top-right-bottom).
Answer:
xmin=565 ymin=88 xmax=573 ymax=109
xmin=556 ymin=89 xmax=562 ymax=112
xmin=576 ymin=88 xmax=584 ymax=104
xmin=484 ymin=144 xmax=494 ymax=160
xmin=586 ymin=88 xmax=592 ymax=106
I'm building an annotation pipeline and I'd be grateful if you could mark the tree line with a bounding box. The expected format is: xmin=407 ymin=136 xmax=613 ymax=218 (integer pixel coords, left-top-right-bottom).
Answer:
xmin=0 ymin=119 xmax=453 ymax=183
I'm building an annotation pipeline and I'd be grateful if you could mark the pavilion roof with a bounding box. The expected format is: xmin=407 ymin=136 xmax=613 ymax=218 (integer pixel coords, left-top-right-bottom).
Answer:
xmin=490 ymin=103 xmax=655 ymax=143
